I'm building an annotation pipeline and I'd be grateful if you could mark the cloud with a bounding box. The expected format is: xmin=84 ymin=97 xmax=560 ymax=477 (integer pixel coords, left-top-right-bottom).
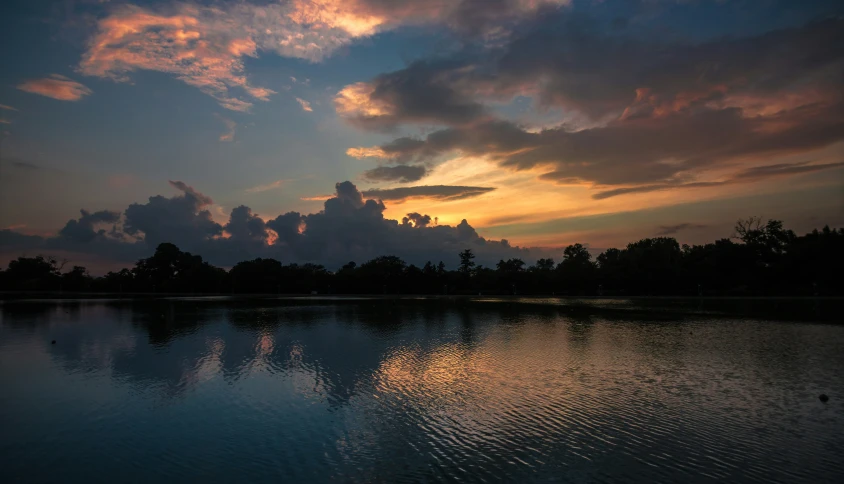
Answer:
xmin=491 ymin=16 xmax=844 ymax=119
xmin=295 ymin=97 xmax=313 ymax=112
xmin=656 ymin=223 xmax=709 ymax=236
xmin=122 ymin=181 xmax=221 ymax=247
xmin=215 ymin=114 xmax=236 ymax=141
xmin=334 ymin=60 xmax=490 ymax=131
xmin=590 ymin=161 xmax=844 ymax=200
xmin=361 ymin=165 xmax=427 ymax=183
xmin=0 ymin=104 xmax=17 ymax=111
xmin=338 ymin=16 xmax=843 ymax=127
xmin=591 ymin=182 xmax=726 ymax=200
xmin=221 ymin=205 xmax=270 ymax=260
xmin=0 ymin=181 xmax=538 ymax=270
xmin=10 ymin=161 xmax=42 ymax=170
xmin=17 ymin=74 xmax=92 ymax=101
xmin=0 ymin=119 xmax=11 ymax=125
xmin=74 ymin=1 xmax=566 ymax=111
xmin=362 ymin=185 xmax=496 ymax=202
xmin=78 ymin=4 xmax=274 ymax=111
xmin=300 ymin=194 xmax=333 ymax=201
xmin=246 ymin=179 xmax=288 ymax=193
xmin=401 ymin=212 xmax=432 ymax=228
xmin=732 ymin=161 xmax=844 ymax=180
xmin=365 ymin=100 xmax=844 ymax=196
xmin=58 ymin=209 xmax=122 ymax=242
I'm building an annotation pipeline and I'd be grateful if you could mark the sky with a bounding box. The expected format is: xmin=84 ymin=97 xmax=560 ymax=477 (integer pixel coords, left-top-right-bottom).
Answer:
xmin=0 ymin=0 xmax=842 ymax=273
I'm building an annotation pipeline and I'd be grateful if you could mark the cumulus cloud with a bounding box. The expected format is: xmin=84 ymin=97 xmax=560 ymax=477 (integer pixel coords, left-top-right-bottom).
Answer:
xmin=17 ymin=75 xmax=92 ymax=101
xmin=0 ymin=181 xmax=536 ymax=270
xmin=123 ymin=180 xmax=222 ymax=248
xmin=402 ymin=212 xmax=432 ymax=228
xmin=361 ymin=165 xmax=427 ymax=183
xmin=58 ymin=209 xmax=122 ymax=242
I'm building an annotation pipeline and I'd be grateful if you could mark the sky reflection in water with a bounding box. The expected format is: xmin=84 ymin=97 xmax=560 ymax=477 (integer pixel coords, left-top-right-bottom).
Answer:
xmin=1 ymin=299 xmax=842 ymax=483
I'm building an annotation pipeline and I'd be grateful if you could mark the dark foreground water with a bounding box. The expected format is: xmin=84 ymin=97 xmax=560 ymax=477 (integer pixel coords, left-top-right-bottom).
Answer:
xmin=1 ymin=298 xmax=842 ymax=483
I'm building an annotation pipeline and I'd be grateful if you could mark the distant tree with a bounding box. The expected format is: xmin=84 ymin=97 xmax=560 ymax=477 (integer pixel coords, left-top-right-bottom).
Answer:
xmin=62 ymin=266 xmax=93 ymax=291
xmin=558 ymin=244 xmax=595 ymax=294
xmin=458 ymin=249 xmax=476 ymax=276
xmin=3 ymin=216 xmax=841 ymax=297
xmin=3 ymin=255 xmax=63 ymax=290
xmin=533 ymin=258 xmax=555 ymax=271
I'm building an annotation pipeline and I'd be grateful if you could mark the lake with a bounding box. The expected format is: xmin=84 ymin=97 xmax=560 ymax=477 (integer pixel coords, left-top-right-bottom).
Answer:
xmin=1 ymin=297 xmax=842 ymax=483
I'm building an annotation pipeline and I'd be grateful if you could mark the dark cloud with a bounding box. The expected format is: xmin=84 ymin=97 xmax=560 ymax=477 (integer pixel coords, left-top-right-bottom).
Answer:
xmin=340 ymin=16 xmax=843 ymax=127
xmin=367 ymin=101 xmax=844 ymax=192
xmin=11 ymin=161 xmax=42 ymax=171
xmin=591 ymin=182 xmax=726 ymax=200
xmin=733 ymin=161 xmax=844 ymax=180
xmin=492 ymin=16 xmax=844 ymax=118
xmin=361 ymin=165 xmax=427 ymax=183
xmin=656 ymin=223 xmax=709 ymax=236
xmin=266 ymin=211 xmax=304 ymax=248
xmin=225 ymin=206 xmax=268 ymax=242
xmin=0 ymin=229 xmax=45 ymax=249
xmin=123 ymin=180 xmax=222 ymax=248
xmin=402 ymin=212 xmax=433 ymax=228
xmin=362 ymin=185 xmax=496 ymax=202
xmin=590 ymin=161 xmax=844 ymax=199
xmin=336 ymin=59 xmax=490 ymax=131
xmin=347 ymin=0 xmax=569 ymax=41
xmin=1 ymin=182 xmax=538 ymax=271
xmin=58 ymin=209 xmax=121 ymax=242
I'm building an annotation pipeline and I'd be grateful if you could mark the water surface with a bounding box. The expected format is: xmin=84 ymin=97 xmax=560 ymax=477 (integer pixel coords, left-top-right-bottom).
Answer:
xmin=1 ymin=298 xmax=842 ymax=483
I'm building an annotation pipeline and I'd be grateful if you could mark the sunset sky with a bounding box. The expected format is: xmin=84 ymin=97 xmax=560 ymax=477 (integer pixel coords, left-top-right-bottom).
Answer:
xmin=1 ymin=0 xmax=842 ymax=272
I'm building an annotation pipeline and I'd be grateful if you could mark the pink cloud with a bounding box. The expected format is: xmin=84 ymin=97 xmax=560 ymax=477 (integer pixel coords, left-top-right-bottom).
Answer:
xmin=17 ymin=75 xmax=92 ymax=101
xmin=295 ymin=97 xmax=313 ymax=112
xmin=0 ymin=104 xmax=17 ymax=111
xmin=215 ymin=114 xmax=236 ymax=141
xmin=107 ymin=174 xmax=135 ymax=189
xmin=246 ymin=179 xmax=289 ymax=193
xmin=75 ymin=1 xmax=569 ymax=112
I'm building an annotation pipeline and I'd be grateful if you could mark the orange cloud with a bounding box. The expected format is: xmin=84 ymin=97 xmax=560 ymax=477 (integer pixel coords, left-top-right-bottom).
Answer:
xmin=300 ymin=194 xmax=333 ymax=201
xmin=78 ymin=6 xmax=270 ymax=112
xmin=295 ymin=97 xmax=313 ymax=112
xmin=246 ymin=179 xmax=289 ymax=193
xmin=346 ymin=146 xmax=392 ymax=159
xmin=17 ymin=75 xmax=92 ymax=101
xmin=72 ymin=1 xmax=571 ymax=112
xmin=335 ymin=82 xmax=394 ymax=118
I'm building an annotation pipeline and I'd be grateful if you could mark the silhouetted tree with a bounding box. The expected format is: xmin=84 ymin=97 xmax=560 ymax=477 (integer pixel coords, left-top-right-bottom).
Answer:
xmin=2 ymin=218 xmax=841 ymax=296
xmin=458 ymin=249 xmax=476 ymax=276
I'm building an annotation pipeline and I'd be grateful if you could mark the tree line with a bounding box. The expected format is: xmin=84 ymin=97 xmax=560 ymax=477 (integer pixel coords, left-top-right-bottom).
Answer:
xmin=1 ymin=218 xmax=841 ymax=296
